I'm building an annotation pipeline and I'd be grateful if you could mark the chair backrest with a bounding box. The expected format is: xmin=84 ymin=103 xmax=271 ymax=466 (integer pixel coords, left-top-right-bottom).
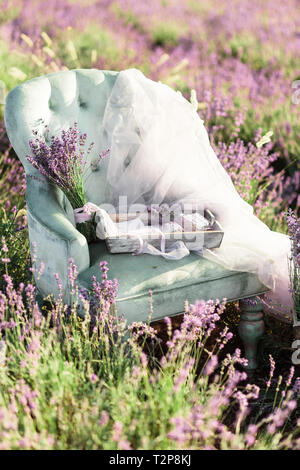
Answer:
xmin=4 ymin=69 xmax=119 ymax=206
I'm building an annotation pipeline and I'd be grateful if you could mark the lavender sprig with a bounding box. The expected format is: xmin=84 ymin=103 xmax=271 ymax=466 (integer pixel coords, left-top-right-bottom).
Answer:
xmin=26 ymin=123 xmax=109 ymax=242
xmin=286 ymin=209 xmax=300 ymax=320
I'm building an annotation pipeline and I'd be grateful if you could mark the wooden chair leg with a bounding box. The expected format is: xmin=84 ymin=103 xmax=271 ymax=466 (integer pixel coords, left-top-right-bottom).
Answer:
xmin=238 ymin=296 xmax=265 ymax=370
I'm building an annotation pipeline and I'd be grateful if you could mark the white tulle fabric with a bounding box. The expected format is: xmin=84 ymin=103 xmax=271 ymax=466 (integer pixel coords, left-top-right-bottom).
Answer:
xmin=99 ymin=68 xmax=292 ymax=320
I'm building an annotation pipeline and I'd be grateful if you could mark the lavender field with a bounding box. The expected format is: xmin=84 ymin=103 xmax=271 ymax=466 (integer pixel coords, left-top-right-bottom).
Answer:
xmin=0 ymin=0 xmax=300 ymax=450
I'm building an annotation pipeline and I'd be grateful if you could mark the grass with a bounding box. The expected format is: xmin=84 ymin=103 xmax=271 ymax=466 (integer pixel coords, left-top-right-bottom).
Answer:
xmin=0 ymin=40 xmax=40 ymax=93
xmin=0 ymin=276 xmax=299 ymax=450
xmin=150 ymin=20 xmax=187 ymax=49
xmin=56 ymin=23 xmax=129 ymax=70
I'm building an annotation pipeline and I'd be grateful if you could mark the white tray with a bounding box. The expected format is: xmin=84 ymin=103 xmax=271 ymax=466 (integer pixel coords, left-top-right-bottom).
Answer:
xmin=105 ymin=209 xmax=224 ymax=254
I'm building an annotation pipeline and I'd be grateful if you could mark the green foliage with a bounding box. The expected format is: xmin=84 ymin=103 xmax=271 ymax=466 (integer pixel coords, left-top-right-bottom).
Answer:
xmin=0 ymin=289 xmax=298 ymax=450
xmin=228 ymin=33 xmax=269 ymax=71
xmin=0 ymin=207 xmax=30 ymax=289
xmin=150 ymin=21 xmax=186 ymax=49
xmin=56 ymin=24 xmax=131 ymax=69
xmin=240 ymin=106 xmax=300 ymax=165
xmin=0 ymin=40 xmax=38 ymax=96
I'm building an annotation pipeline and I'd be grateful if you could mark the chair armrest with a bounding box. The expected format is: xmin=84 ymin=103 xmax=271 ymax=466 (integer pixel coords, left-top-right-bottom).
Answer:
xmin=26 ymin=176 xmax=90 ymax=302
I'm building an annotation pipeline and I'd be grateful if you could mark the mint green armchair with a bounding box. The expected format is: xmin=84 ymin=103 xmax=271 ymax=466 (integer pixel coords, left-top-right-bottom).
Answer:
xmin=4 ymin=69 xmax=269 ymax=369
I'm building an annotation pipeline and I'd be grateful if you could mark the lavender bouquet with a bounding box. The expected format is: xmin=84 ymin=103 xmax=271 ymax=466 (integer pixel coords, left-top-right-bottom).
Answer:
xmin=27 ymin=122 xmax=109 ymax=243
xmin=286 ymin=209 xmax=300 ymax=321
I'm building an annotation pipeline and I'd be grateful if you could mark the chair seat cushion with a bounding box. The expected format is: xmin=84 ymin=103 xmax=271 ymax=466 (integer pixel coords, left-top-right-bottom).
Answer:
xmin=78 ymin=241 xmax=268 ymax=323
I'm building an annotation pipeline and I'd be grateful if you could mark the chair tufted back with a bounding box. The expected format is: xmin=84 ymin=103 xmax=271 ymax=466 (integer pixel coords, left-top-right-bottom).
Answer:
xmin=5 ymin=69 xmax=119 ymax=206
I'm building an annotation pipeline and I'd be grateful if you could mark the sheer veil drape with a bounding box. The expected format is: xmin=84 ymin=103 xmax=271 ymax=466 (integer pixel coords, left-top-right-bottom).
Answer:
xmin=100 ymin=68 xmax=292 ymax=321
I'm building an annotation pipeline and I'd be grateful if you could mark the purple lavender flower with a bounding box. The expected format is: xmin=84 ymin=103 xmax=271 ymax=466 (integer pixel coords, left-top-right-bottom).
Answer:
xmin=26 ymin=123 xmax=109 ymax=242
xmin=203 ymin=355 xmax=218 ymax=376
xmin=266 ymin=354 xmax=276 ymax=388
xmin=286 ymin=210 xmax=300 ymax=318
